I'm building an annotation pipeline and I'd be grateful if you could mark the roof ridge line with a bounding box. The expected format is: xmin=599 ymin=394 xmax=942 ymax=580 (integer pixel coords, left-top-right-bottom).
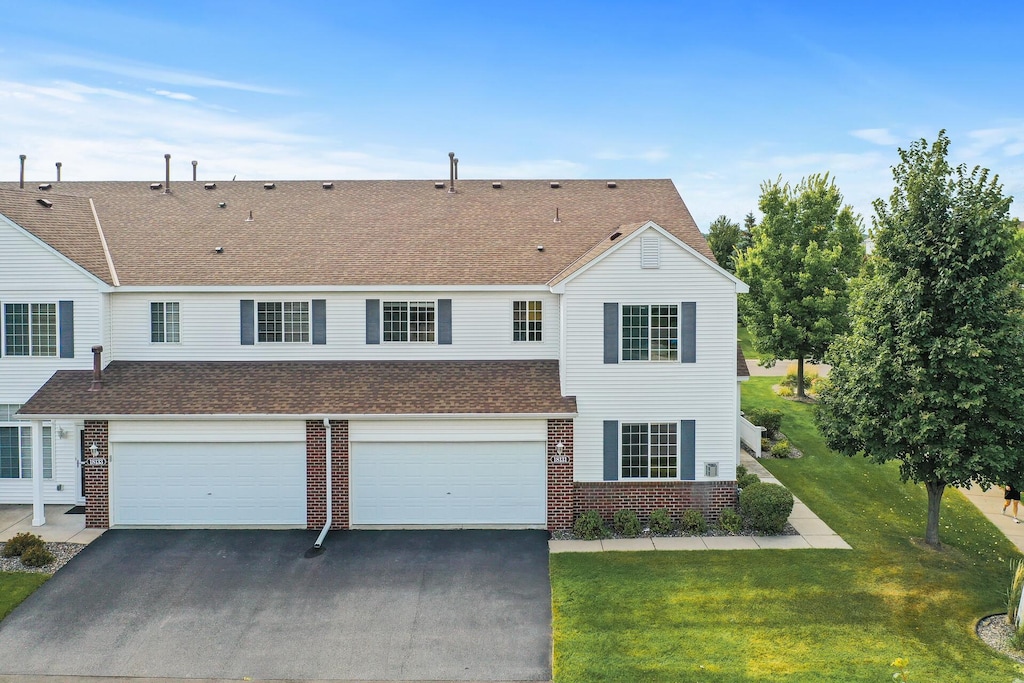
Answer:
xmin=89 ymin=197 xmax=119 ymax=286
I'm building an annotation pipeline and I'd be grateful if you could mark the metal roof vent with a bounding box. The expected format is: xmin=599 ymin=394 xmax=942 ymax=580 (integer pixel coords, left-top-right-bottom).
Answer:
xmin=245 ymin=210 xmax=254 ymax=222
xmin=36 ymin=198 xmax=52 ymax=208
xmin=263 ymin=182 xmax=276 ymax=190
xmin=322 ymin=182 xmax=334 ymax=190
xmin=434 ymin=181 xmax=445 ymax=189
xmin=609 ymin=230 xmax=623 ymax=241
xmin=204 ymin=182 xmax=217 ymax=190
xmin=150 ymin=183 xmax=163 ymax=190
xmin=38 ymin=183 xmax=52 ymax=191
xmin=492 ymin=181 xmax=502 ymax=189
xmin=214 ymin=246 xmax=224 ymax=254
xmin=607 ymin=181 xmax=617 ymax=189
xmin=549 ymin=181 xmax=560 ymax=189
xmin=218 ymin=202 xmax=227 ymax=208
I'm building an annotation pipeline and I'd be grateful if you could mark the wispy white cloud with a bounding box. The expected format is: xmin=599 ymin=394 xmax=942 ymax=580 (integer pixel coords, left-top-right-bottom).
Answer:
xmin=851 ymin=128 xmax=899 ymax=146
xmin=150 ymin=89 xmax=197 ymax=102
xmin=965 ymin=125 xmax=1024 ymax=158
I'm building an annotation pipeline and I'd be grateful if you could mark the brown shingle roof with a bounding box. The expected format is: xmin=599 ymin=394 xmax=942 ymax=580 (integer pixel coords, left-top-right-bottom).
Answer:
xmin=17 ymin=360 xmax=577 ymax=417
xmin=0 ymin=179 xmax=713 ymax=286
xmin=0 ymin=189 xmax=114 ymax=285
xmin=737 ymin=344 xmax=750 ymax=378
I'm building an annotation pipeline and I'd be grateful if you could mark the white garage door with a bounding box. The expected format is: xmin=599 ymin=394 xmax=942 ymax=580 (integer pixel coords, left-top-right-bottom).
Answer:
xmin=112 ymin=442 xmax=307 ymax=526
xmin=350 ymin=441 xmax=546 ymax=526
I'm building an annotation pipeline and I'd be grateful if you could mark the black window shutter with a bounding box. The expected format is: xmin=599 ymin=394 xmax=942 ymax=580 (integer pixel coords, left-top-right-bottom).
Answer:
xmin=680 ymin=302 xmax=696 ymax=363
xmin=603 ymin=303 xmax=618 ymax=364
xmin=680 ymin=419 xmax=696 ymax=480
xmin=603 ymin=420 xmax=619 ymax=481
xmin=240 ymin=300 xmax=255 ymax=345
xmin=438 ymin=299 xmax=452 ymax=344
xmin=58 ymin=300 xmax=74 ymax=358
xmin=366 ymin=299 xmax=380 ymax=344
xmin=311 ymin=299 xmax=327 ymax=345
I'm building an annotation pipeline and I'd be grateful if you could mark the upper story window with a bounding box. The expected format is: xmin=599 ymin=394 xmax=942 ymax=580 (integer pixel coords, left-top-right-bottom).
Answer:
xmin=622 ymin=304 xmax=678 ymax=361
xmin=513 ymin=300 xmax=542 ymax=342
xmin=0 ymin=406 xmax=52 ymax=479
xmin=4 ymin=303 xmax=56 ymax=356
xmin=258 ymin=301 xmax=309 ymax=343
xmin=150 ymin=302 xmax=180 ymax=343
xmin=383 ymin=301 xmax=435 ymax=342
xmin=621 ymin=422 xmax=677 ymax=479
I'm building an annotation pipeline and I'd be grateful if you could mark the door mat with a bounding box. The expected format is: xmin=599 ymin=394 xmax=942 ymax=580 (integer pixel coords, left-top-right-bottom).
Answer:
xmin=65 ymin=506 xmax=86 ymax=515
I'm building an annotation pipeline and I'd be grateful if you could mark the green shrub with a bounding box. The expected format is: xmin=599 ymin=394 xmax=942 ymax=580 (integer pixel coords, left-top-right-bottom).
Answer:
xmin=612 ymin=509 xmax=641 ymax=537
xmin=736 ymin=464 xmax=748 ymax=480
xmin=737 ymin=471 xmax=761 ymax=489
xmin=739 ymin=482 xmax=795 ymax=534
xmin=770 ymin=439 xmax=792 ymax=458
xmin=718 ymin=508 xmax=742 ymax=533
xmin=781 ymin=363 xmax=818 ymax=391
xmin=680 ymin=509 xmax=707 ymax=534
xmin=20 ymin=544 xmax=54 ymax=568
xmin=573 ymin=510 xmax=607 ymax=540
xmin=2 ymin=532 xmax=44 ymax=558
xmin=747 ymin=408 xmax=783 ymax=439
xmin=648 ymin=508 xmax=674 ymax=535
xmin=760 ymin=437 xmax=770 ymax=451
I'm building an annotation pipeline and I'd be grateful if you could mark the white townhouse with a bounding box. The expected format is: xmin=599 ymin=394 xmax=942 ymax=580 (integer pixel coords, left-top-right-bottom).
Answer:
xmin=0 ymin=174 xmax=749 ymax=531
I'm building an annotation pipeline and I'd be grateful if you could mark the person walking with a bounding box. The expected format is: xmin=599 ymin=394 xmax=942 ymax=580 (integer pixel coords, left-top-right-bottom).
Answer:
xmin=1004 ymin=484 xmax=1021 ymax=523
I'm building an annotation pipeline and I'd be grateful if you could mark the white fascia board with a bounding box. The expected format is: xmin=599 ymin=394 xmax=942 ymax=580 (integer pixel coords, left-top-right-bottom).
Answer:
xmin=111 ymin=284 xmax=552 ymax=293
xmin=15 ymin=411 xmax=579 ymax=421
xmin=549 ymin=220 xmax=750 ymax=294
xmin=0 ymin=212 xmax=110 ymax=289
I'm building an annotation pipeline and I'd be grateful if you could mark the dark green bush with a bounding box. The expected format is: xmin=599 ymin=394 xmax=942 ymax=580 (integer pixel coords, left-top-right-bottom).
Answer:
xmin=771 ymin=439 xmax=792 ymax=458
xmin=648 ymin=508 xmax=674 ymax=535
xmin=612 ymin=509 xmax=641 ymax=537
xmin=718 ymin=508 xmax=742 ymax=533
xmin=573 ymin=510 xmax=607 ymax=540
xmin=736 ymin=464 xmax=748 ymax=479
xmin=747 ymin=408 xmax=783 ymax=439
xmin=2 ymin=532 xmax=44 ymax=558
xmin=737 ymin=471 xmax=761 ymax=489
xmin=20 ymin=544 xmax=54 ymax=568
xmin=739 ymin=482 xmax=795 ymax=534
xmin=680 ymin=509 xmax=707 ymax=534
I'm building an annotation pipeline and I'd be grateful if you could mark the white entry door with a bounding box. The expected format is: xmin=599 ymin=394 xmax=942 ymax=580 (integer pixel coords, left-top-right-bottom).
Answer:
xmin=350 ymin=441 xmax=546 ymax=526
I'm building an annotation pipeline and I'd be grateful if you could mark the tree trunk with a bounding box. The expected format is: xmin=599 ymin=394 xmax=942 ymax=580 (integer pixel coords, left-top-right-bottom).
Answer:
xmin=925 ymin=480 xmax=946 ymax=549
xmin=796 ymin=358 xmax=806 ymax=398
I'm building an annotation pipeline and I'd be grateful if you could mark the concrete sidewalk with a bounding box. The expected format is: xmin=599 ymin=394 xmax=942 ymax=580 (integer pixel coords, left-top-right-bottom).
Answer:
xmin=0 ymin=505 xmax=104 ymax=545
xmin=961 ymin=484 xmax=1024 ymax=553
xmin=550 ymin=451 xmax=850 ymax=553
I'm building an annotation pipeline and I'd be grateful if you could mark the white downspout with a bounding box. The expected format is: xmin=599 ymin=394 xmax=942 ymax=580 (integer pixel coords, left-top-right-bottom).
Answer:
xmin=314 ymin=418 xmax=332 ymax=549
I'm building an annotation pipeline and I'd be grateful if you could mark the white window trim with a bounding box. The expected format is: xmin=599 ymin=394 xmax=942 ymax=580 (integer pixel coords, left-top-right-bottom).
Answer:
xmin=149 ymin=301 xmax=182 ymax=345
xmin=382 ymin=300 xmax=437 ymax=344
xmin=3 ymin=302 xmax=58 ymax=357
xmin=620 ymin=421 xmax=679 ymax=481
xmin=621 ymin=303 xmax=680 ymax=362
xmin=255 ymin=300 xmax=311 ymax=344
xmin=511 ymin=299 xmax=543 ymax=343
xmin=0 ymin=410 xmax=52 ymax=480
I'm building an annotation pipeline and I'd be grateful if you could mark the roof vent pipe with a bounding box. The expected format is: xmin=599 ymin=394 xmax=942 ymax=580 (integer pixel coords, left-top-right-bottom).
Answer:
xmin=89 ymin=346 xmax=103 ymax=392
xmin=19 ymin=155 xmax=26 ymax=189
xmin=454 ymin=157 xmax=459 ymax=180
xmin=192 ymin=160 xmax=198 ymax=181
xmin=56 ymin=162 xmax=62 ymax=182
xmin=164 ymin=154 xmax=171 ymax=194
xmin=448 ymin=152 xmax=456 ymax=193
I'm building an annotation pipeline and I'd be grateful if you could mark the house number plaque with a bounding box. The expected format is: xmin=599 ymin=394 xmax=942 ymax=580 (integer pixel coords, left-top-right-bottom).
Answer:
xmin=551 ymin=455 xmax=569 ymax=465
xmin=87 ymin=457 xmax=108 ymax=466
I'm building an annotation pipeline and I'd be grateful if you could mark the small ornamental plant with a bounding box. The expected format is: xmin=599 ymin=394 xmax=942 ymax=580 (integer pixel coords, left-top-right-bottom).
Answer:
xmin=891 ymin=657 xmax=910 ymax=682
xmin=747 ymin=408 xmax=783 ymax=439
xmin=737 ymin=471 xmax=761 ymax=489
xmin=770 ymin=439 xmax=792 ymax=458
xmin=573 ymin=510 xmax=607 ymax=540
xmin=718 ymin=508 xmax=742 ymax=534
xmin=20 ymin=544 xmax=54 ymax=568
xmin=2 ymin=532 xmax=44 ymax=558
xmin=680 ymin=509 xmax=707 ymax=534
xmin=612 ymin=509 xmax=641 ymax=537
xmin=739 ymin=482 xmax=794 ymax=534
xmin=648 ymin=508 xmax=674 ymax=535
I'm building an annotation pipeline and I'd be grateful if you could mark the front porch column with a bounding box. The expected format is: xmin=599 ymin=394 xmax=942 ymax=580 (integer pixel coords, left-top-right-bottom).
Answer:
xmin=31 ymin=420 xmax=45 ymax=526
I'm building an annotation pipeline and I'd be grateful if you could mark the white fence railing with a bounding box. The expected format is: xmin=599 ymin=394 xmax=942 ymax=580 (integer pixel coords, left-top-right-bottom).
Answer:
xmin=740 ymin=415 xmax=764 ymax=455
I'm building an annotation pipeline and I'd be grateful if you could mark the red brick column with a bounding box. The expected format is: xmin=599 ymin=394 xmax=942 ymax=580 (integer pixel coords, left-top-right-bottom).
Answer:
xmin=306 ymin=420 xmax=349 ymax=530
xmin=83 ymin=420 xmax=109 ymax=528
xmin=547 ymin=419 xmax=574 ymax=531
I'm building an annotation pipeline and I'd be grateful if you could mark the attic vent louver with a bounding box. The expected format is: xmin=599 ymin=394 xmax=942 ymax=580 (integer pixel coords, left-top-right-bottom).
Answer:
xmin=607 ymin=181 xmax=617 ymax=188
xmin=492 ymin=181 xmax=502 ymax=189
xmin=36 ymin=198 xmax=52 ymax=208
xmin=38 ymin=183 xmax=52 ymax=191
xmin=549 ymin=181 xmax=560 ymax=189
xmin=434 ymin=181 xmax=445 ymax=189
xmin=264 ymin=182 xmax=276 ymax=190
xmin=204 ymin=182 xmax=217 ymax=190
xmin=322 ymin=182 xmax=334 ymax=190
xmin=641 ymin=235 xmax=661 ymax=268
xmin=150 ymin=183 xmax=162 ymax=190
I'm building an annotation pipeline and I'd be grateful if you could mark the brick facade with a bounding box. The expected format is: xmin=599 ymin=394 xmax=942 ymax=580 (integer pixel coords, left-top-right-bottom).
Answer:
xmin=83 ymin=420 xmax=109 ymax=528
xmin=573 ymin=480 xmax=737 ymax=525
xmin=306 ymin=420 xmax=349 ymax=530
xmin=546 ymin=419 xmax=574 ymax=531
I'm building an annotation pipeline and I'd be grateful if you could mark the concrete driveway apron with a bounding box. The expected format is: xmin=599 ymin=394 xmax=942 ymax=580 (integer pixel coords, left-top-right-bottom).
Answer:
xmin=0 ymin=529 xmax=552 ymax=681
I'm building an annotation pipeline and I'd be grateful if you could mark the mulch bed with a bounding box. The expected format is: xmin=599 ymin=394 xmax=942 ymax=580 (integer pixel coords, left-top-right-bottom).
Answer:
xmin=976 ymin=613 xmax=1024 ymax=664
xmin=0 ymin=542 xmax=85 ymax=575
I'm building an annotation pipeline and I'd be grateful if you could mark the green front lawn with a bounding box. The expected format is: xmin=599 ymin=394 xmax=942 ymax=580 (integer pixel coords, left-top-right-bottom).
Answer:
xmin=551 ymin=377 xmax=1023 ymax=682
xmin=0 ymin=571 xmax=48 ymax=621
xmin=738 ymin=324 xmax=757 ymax=362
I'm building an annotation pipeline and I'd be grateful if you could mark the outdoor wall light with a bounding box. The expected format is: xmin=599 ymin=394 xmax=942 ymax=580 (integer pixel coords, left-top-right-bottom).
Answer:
xmin=89 ymin=442 xmax=99 ymax=458
xmin=555 ymin=441 xmax=565 ymax=456
xmin=56 ymin=427 xmax=68 ymax=439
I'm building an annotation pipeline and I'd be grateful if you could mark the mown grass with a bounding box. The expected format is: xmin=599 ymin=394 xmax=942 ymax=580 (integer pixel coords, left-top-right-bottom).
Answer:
xmin=551 ymin=377 xmax=1023 ymax=682
xmin=0 ymin=571 xmax=48 ymax=621
xmin=738 ymin=324 xmax=757 ymax=361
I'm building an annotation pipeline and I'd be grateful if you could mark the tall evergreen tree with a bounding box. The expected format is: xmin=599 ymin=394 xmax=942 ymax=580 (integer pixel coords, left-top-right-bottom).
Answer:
xmin=706 ymin=215 xmax=742 ymax=273
xmin=816 ymin=132 xmax=1024 ymax=548
xmin=735 ymin=174 xmax=864 ymax=396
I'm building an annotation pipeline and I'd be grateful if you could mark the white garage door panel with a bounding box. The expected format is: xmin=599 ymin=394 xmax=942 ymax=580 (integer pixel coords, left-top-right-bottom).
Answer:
xmin=351 ymin=441 xmax=545 ymax=526
xmin=113 ymin=442 xmax=306 ymax=526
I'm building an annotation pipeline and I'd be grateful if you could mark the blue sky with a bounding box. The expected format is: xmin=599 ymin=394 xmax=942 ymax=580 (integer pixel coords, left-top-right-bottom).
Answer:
xmin=2 ymin=1 xmax=1023 ymax=229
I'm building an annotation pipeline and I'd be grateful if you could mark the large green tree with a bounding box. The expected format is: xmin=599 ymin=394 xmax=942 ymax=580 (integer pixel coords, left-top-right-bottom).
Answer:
xmin=706 ymin=215 xmax=742 ymax=273
xmin=735 ymin=174 xmax=864 ymax=396
xmin=816 ymin=132 xmax=1024 ymax=548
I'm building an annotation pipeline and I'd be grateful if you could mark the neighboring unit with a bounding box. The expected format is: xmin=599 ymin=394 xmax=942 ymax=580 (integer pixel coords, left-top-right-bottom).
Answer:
xmin=0 ymin=174 xmax=749 ymax=531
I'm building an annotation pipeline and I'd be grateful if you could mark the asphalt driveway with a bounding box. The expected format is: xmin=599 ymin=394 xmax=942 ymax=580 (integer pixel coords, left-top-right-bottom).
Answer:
xmin=0 ymin=529 xmax=552 ymax=681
